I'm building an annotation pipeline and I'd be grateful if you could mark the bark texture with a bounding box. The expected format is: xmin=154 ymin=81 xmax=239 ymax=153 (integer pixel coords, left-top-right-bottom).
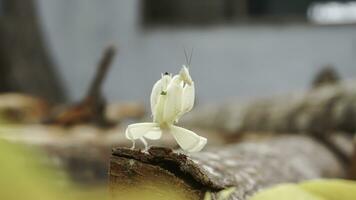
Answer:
xmin=110 ymin=135 xmax=345 ymax=200
xmin=0 ymin=0 xmax=65 ymax=103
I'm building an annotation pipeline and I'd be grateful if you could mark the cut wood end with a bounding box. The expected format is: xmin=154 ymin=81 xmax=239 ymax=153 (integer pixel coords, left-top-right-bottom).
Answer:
xmin=110 ymin=146 xmax=222 ymax=188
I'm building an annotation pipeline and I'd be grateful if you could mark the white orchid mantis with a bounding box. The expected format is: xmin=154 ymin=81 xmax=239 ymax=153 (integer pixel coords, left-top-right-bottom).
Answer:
xmin=125 ymin=65 xmax=207 ymax=152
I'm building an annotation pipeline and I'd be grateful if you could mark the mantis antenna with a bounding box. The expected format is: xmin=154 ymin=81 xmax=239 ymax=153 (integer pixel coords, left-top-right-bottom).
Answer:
xmin=184 ymin=47 xmax=194 ymax=66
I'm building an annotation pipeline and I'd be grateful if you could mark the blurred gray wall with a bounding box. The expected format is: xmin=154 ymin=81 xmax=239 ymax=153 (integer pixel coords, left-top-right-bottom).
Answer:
xmin=36 ymin=0 xmax=356 ymax=104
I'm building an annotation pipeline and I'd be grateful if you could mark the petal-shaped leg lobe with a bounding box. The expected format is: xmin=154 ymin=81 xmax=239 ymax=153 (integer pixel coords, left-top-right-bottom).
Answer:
xmin=144 ymin=126 xmax=162 ymax=140
xmin=170 ymin=125 xmax=207 ymax=152
xmin=125 ymin=123 xmax=160 ymax=140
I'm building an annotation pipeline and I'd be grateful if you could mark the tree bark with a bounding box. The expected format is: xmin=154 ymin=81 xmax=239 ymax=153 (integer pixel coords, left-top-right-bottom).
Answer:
xmin=109 ymin=135 xmax=345 ymax=200
xmin=0 ymin=0 xmax=66 ymax=103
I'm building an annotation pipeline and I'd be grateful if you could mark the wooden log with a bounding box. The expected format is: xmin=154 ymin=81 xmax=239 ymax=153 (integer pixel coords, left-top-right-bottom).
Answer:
xmin=182 ymin=79 xmax=356 ymax=135
xmin=109 ymin=135 xmax=345 ymax=200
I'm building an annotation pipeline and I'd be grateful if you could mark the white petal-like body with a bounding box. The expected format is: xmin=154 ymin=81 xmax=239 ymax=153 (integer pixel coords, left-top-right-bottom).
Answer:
xmin=177 ymin=82 xmax=195 ymax=121
xmin=151 ymin=68 xmax=195 ymax=125
xmin=151 ymin=74 xmax=171 ymax=118
xmin=163 ymin=75 xmax=184 ymax=124
xmin=125 ymin=66 xmax=206 ymax=152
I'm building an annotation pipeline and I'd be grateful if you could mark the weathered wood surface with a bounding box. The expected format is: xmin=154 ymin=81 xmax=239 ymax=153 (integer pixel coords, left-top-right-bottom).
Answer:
xmin=182 ymin=80 xmax=356 ymax=135
xmin=110 ymin=135 xmax=345 ymax=200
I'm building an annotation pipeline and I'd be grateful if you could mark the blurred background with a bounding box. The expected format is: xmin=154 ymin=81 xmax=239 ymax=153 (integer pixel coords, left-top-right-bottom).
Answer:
xmin=2 ymin=0 xmax=356 ymax=104
xmin=1 ymin=0 xmax=356 ymax=199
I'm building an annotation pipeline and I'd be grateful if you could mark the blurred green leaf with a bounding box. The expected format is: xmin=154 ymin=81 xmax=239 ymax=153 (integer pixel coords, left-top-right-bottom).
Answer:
xmin=300 ymin=179 xmax=356 ymax=200
xmin=250 ymin=179 xmax=356 ymax=200
xmin=0 ymin=140 xmax=108 ymax=200
xmin=250 ymin=184 xmax=324 ymax=200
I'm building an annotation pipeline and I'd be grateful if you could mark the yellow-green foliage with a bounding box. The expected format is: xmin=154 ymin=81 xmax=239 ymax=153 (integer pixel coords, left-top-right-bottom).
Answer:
xmin=0 ymin=140 xmax=108 ymax=200
xmin=250 ymin=184 xmax=324 ymax=200
xmin=250 ymin=180 xmax=356 ymax=200
xmin=300 ymin=179 xmax=356 ymax=200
